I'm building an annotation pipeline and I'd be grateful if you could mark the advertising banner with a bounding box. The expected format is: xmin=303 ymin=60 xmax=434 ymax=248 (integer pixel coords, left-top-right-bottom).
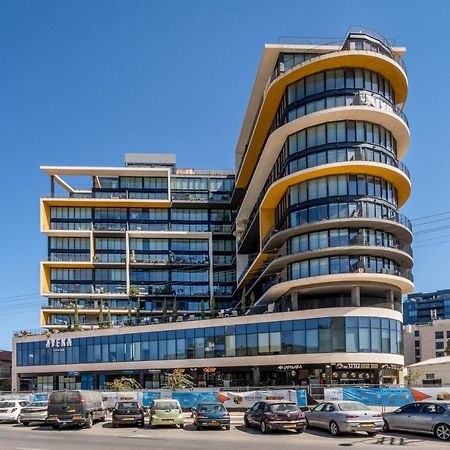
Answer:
xmin=343 ymin=387 xmax=413 ymax=407
xmin=324 ymin=388 xmax=343 ymax=401
xmin=296 ymin=389 xmax=307 ymax=406
xmin=171 ymin=391 xmax=218 ymax=409
xmin=220 ymin=390 xmax=297 ymax=409
xmin=142 ymin=391 xmax=161 ymax=407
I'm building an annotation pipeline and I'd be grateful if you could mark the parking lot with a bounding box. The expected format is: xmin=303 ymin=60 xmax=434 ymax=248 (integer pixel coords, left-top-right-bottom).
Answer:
xmin=0 ymin=416 xmax=449 ymax=450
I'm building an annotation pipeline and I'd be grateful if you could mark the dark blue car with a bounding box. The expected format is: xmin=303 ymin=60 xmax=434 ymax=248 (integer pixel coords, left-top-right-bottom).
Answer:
xmin=193 ymin=402 xmax=231 ymax=430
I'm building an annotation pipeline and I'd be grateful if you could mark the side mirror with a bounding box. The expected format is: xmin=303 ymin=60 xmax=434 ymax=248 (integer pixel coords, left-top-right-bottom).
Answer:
xmin=394 ymin=409 xmax=402 ymax=414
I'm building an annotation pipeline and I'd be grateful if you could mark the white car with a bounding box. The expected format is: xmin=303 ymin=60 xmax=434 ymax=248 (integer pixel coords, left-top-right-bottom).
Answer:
xmin=0 ymin=400 xmax=29 ymax=423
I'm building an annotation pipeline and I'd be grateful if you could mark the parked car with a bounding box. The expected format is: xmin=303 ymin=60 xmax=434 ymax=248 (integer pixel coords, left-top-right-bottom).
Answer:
xmin=192 ymin=402 xmax=230 ymax=430
xmin=112 ymin=401 xmax=145 ymax=428
xmin=383 ymin=401 xmax=450 ymax=441
xmin=244 ymin=400 xmax=306 ymax=434
xmin=305 ymin=401 xmax=383 ymax=436
xmin=20 ymin=400 xmax=49 ymax=426
xmin=0 ymin=400 xmax=28 ymax=423
xmin=47 ymin=390 xmax=106 ymax=430
xmin=149 ymin=399 xmax=184 ymax=429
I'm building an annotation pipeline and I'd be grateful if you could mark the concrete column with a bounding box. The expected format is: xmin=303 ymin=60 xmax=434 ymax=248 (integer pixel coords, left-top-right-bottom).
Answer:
xmin=351 ymin=286 xmax=360 ymax=307
xmin=252 ymin=367 xmax=260 ymax=387
xmin=386 ymin=289 xmax=395 ymax=310
xmin=50 ymin=176 xmax=55 ymax=197
xmin=291 ymin=292 xmax=299 ymax=311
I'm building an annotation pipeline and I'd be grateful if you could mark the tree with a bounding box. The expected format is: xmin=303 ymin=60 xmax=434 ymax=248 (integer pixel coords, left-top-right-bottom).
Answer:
xmin=104 ymin=376 xmax=142 ymax=391
xmin=164 ymin=369 xmax=194 ymax=391
xmin=162 ymin=299 xmax=168 ymax=320
xmin=127 ymin=301 xmax=133 ymax=326
xmin=107 ymin=308 xmax=112 ymax=328
xmin=249 ymin=292 xmax=256 ymax=313
xmin=404 ymin=368 xmax=422 ymax=387
xmin=98 ymin=300 xmax=104 ymax=328
xmin=240 ymin=287 xmax=247 ymax=315
xmin=73 ymin=301 xmax=80 ymax=331
xmin=445 ymin=339 xmax=450 ymax=357
xmin=200 ymin=299 xmax=206 ymax=319
xmin=172 ymin=297 xmax=178 ymax=320
xmin=209 ymin=294 xmax=216 ymax=319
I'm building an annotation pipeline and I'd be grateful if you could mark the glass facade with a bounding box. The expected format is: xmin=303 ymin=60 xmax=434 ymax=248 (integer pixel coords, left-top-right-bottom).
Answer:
xmin=16 ymin=316 xmax=402 ymax=367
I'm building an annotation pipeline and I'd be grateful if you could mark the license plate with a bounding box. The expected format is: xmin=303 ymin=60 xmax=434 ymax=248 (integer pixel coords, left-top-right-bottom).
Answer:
xmin=208 ymin=421 xmax=219 ymax=426
xmin=124 ymin=417 xmax=134 ymax=420
xmin=162 ymin=419 xmax=173 ymax=422
xmin=284 ymin=424 xmax=296 ymax=429
xmin=67 ymin=409 xmax=76 ymax=413
xmin=361 ymin=423 xmax=374 ymax=427
xmin=0 ymin=410 xmax=7 ymax=413
xmin=48 ymin=416 xmax=58 ymax=420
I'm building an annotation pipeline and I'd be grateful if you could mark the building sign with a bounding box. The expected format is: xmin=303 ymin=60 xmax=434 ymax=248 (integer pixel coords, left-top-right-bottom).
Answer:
xmin=277 ymin=364 xmax=302 ymax=371
xmin=203 ymin=367 xmax=217 ymax=373
xmin=45 ymin=338 xmax=72 ymax=349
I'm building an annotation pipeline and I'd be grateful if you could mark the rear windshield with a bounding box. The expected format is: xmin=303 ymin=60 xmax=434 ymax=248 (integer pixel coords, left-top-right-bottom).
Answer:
xmin=338 ymin=402 xmax=368 ymax=411
xmin=49 ymin=392 xmax=65 ymax=404
xmin=25 ymin=402 xmax=48 ymax=408
xmin=270 ymin=403 xmax=299 ymax=413
xmin=118 ymin=402 xmax=139 ymax=409
xmin=49 ymin=391 xmax=81 ymax=404
xmin=66 ymin=391 xmax=81 ymax=403
xmin=155 ymin=401 xmax=179 ymax=410
xmin=0 ymin=402 xmax=15 ymax=408
xmin=199 ymin=404 xmax=226 ymax=413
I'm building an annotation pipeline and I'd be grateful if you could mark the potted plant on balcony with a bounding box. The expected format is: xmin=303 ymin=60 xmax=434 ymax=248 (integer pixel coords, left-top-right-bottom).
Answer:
xmin=240 ymin=287 xmax=247 ymax=315
xmin=209 ymin=294 xmax=216 ymax=319
xmin=200 ymin=299 xmax=206 ymax=319
xmin=130 ymin=285 xmax=139 ymax=296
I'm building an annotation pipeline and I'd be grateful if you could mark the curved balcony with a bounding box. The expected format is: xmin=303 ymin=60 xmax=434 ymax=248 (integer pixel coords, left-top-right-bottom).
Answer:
xmin=253 ymin=262 xmax=414 ymax=308
xmin=237 ymin=48 xmax=408 ymax=188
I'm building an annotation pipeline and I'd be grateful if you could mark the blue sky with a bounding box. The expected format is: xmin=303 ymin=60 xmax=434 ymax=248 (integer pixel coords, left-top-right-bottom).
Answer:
xmin=1 ymin=0 xmax=450 ymax=349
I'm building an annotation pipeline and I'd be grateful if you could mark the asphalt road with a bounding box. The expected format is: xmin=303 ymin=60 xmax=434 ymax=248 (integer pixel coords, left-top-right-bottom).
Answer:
xmin=0 ymin=421 xmax=448 ymax=450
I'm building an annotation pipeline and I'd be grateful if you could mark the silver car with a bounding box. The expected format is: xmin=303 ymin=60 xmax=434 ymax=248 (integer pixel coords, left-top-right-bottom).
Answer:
xmin=19 ymin=401 xmax=49 ymax=426
xmin=383 ymin=401 xmax=450 ymax=441
xmin=305 ymin=401 xmax=384 ymax=436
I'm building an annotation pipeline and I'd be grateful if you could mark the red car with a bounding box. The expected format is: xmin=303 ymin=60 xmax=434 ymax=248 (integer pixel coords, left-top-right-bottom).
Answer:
xmin=244 ymin=400 xmax=306 ymax=434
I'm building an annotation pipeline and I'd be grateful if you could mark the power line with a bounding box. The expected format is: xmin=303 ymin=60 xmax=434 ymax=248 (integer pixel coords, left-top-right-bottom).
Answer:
xmin=411 ymin=210 xmax=450 ymax=222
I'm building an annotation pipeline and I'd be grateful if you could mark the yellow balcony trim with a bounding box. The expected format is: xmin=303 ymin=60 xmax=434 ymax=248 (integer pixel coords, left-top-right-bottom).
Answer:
xmin=41 ymin=198 xmax=171 ymax=208
xmin=237 ymin=51 xmax=408 ymax=189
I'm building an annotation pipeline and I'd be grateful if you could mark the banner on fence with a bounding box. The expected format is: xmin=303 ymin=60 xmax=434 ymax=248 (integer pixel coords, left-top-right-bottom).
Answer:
xmin=142 ymin=391 xmax=162 ymax=407
xmin=296 ymin=389 xmax=307 ymax=407
xmin=219 ymin=390 xmax=297 ymax=409
xmin=171 ymin=391 xmax=218 ymax=409
xmin=343 ymin=387 xmax=413 ymax=406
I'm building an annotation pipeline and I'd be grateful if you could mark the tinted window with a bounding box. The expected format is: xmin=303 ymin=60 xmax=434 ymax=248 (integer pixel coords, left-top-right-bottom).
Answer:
xmin=338 ymin=402 xmax=368 ymax=411
xmin=49 ymin=392 xmax=65 ymax=404
xmin=0 ymin=402 xmax=15 ymax=408
xmin=118 ymin=402 xmax=139 ymax=409
xmin=199 ymin=404 xmax=226 ymax=413
xmin=312 ymin=403 xmax=326 ymax=412
xmin=420 ymin=403 xmax=446 ymax=414
xmin=66 ymin=391 xmax=81 ymax=403
xmin=400 ymin=403 xmax=422 ymax=414
xmin=270 ymin=403 xmax=299 ymax=412
xmin=154 ymin=401 xmax=179 ymax=410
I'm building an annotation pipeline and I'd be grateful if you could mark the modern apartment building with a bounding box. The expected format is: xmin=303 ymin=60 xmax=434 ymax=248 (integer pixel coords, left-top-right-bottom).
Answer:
xmin=0 ymin=350 xmax=12 ymax=391
xmin=404 ymin=319 xmax=450 ymax=366
xmin=13 ymin=27 xmax=412 ymax=391
xmin=403 ymin=290 xmax=450 ymax=325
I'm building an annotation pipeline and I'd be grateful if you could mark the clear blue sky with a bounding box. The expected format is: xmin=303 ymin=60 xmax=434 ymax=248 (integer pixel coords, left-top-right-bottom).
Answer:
xmin=1 ymin=0 xmax=449 ymax=349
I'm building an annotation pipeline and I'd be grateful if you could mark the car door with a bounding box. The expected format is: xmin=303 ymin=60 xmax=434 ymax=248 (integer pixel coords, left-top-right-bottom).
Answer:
xmin=389 ymin=403 xmax=422 ymax=431
xmin=415 ymin=403 xmax=443 ymax=433
xmin=247 ymin=402 xmax=260 ymax=426
xmin=308 ymin=403 xmax=327 ymax=428
xmin=319 ymin=403 xmax=336 ymax=429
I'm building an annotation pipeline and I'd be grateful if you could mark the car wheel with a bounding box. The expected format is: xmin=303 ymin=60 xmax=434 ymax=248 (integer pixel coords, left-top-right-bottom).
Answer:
xmin=22 ymin=422 xmax=30 ymax=427
xmin=15 ymin=416 xmax=21 ymax=424
xmin=85 ymin=415 xmax=93 ymax=429
xmin=260 ymin=420 xmax=269 ymax=434
xmin=295 ymin=428 xmax=303 ymax=434
xmin=329 ymin=421 xmax=340 ymax=436
xmin=367 ymin=431 xmax=378 ymax=437
xmin=383 ymin=419 xmax=390 ymax=432
xmin=139 ymin=421 xmax=145 ymax=428
xmin=196 ymin=425 xmax=202 ymax=431
xmin=100 ymin=413 xmax=106 ymax=422
xmin=179 ymin=424 xmax=184 ymax=429
xmin=225 ymin=425 xmax=230 ymax=431
xmin=305 ymin=418 xmax=309 ymax=428
xmin=51 ymin=424 xmax=60 ymax=430
xmin=435 ymin=423 xmax=450 ymax=441
xmin=244 ymin=416 xmax=250 ymax=428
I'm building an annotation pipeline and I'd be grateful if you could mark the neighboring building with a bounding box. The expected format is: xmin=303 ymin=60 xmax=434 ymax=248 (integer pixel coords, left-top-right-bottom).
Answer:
xmin=403 ymin=319 xmax=450 ymax=366
xmin=0 ymin=350 xmax=12 ymax=391
xmin=407 ymin=356 xmax=450 ymax=387
xmin=403 ymin=289 xmax=450 ymax=325
xmin=13 ymin=27 xmax=412 ymax=391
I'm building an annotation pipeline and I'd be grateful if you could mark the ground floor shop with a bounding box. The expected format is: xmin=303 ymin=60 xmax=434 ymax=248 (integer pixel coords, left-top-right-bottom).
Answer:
xmin=16 ymin=361 xmax=402 ymax=392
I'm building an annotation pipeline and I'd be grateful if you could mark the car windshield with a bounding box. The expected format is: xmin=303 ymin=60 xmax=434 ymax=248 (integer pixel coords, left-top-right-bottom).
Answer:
xmin=26 ymin=402 xmax=48 ymax=408
xmin=118 ymin=402 xmax=138 ymax=409
xmin=49 ymin=392 xmax=65 ymax=404
xmin=338 ymin=402 xmax=368 ymax=411
xmin=155 ymin=401 xmax=179 ymax=410
xmin=270 ymin=403 xmax=299 ymax=413
xmin=0 ymin=402 xmax=15 ymax=408
xmin=199 ymin=404 xmax=226 ymax=413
